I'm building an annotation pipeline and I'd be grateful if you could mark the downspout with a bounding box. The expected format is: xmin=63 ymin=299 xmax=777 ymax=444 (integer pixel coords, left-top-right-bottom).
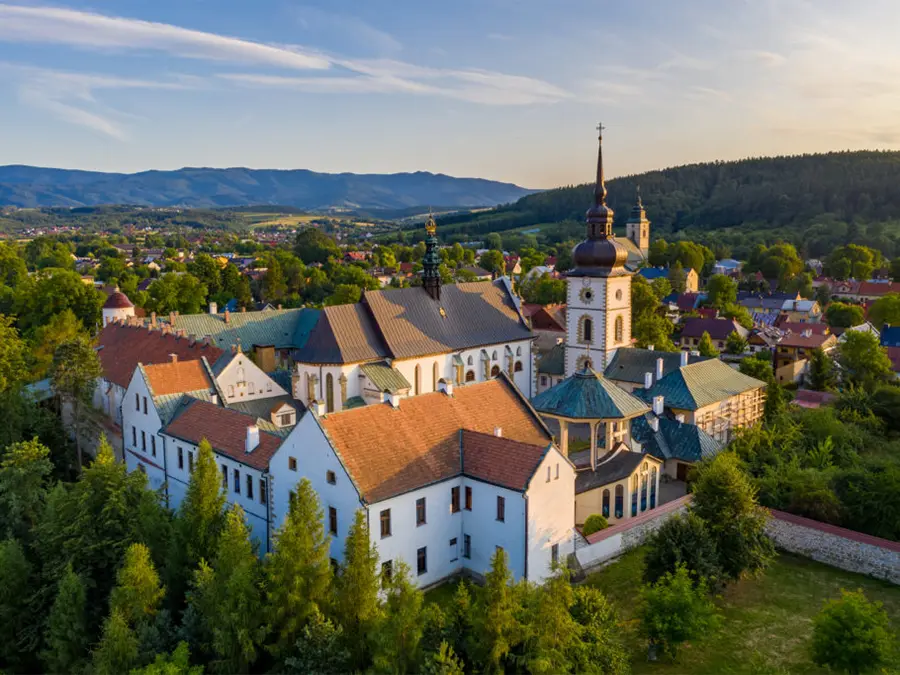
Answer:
xmin=161 ymin=434 xmax=169 ymax=509
xmin=523 ymin=494 xmax=529 ymax=582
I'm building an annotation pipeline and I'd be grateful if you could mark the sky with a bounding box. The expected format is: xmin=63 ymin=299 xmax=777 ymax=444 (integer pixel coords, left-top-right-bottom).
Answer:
xmin=1 ymin=0 xmax=899 ymax=188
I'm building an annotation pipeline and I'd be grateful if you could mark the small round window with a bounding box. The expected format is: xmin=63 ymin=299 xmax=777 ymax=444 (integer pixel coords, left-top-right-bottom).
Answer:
xmin=580 ymin=287 xmax=594 ymax=303
xmin=615 ymin=289 xmax=623 ymax=301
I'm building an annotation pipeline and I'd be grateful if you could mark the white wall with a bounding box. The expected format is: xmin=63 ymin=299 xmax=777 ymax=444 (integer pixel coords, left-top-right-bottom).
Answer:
xmin=525 ymin=447 xmax=576 ymax=584
xmin=122 ymin=371 xmax=166 ymax=493
xmin=93 ymin=379 xmax=125 ymax=426
xmin=218 ymin=353 xmax=287 ymax=404
xmin=459 ymin=477 xmax=527 ymax=580
xmin=565 ymin=275 xmax=631 ymax=376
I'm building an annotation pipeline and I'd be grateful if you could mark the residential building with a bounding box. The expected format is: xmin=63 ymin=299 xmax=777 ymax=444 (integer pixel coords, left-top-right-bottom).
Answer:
xmin=604 ymin=349 xmax=708 ymax=393
xmin=677 ymin=317 xmax=748 ymax=351
xmin=536 ymin=344 xmax=566 ymax=394
xmin=774 ymin=330 xmax=838 ymax=385
xmin=522 ymin=303 xmax=566 ymax=352
xmin=780 ymin=299 xmax=822 ymax=323
xmin=631 ymin=411 xmax=722 ymax=481
xmin=637 ymin=266 xmax=699 ymax=293
xmin=713 ymin=258 xmax=743 ymax=277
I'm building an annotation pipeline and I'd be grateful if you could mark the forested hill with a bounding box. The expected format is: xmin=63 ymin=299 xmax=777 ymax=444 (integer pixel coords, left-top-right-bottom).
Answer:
xmin=436 ymin=151 xmax=900 ymax=238
xmin=0 ymin=165 xmax=534 ymax=209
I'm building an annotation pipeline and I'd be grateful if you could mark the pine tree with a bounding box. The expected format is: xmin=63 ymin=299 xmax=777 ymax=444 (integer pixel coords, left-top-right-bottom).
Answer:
xmin=110 ymin=542 xmax=165 ymax=626
xmin=167 ymin=438 xmax=225 ymax=612
xmin=42 ymin=563 xmax=89 ymax=673
xmin=523 ymin=566 xmax=579 ymax=675
xmin=475 ymin=547 xmax=522 ymax=673
xmin=50 ymin=334 xmax=102 ymax=469
xmin=264 ymin=477 xmax=332 ymax=662
xmin=421 ymin=641 xmax=465 ymax=675
xmin=0 ymin=538 xmax=31 ymax=667
xmin=697 ymin=331 xmax=719 ymax=357
xmin=334 ymin=509 xmax=381 ymax=670
xmin=129 ymin=641 xmax=203 ymax=675
xmin=92 ymin=608 xmax=139 ymax=675
xmin=445 ymin=582 xmax=475 ymax=667
xmin=372 ymin=560 xmax=425 ymax=673
xmin=189 ymin=504 xmax=264 ymax=674
xmin=0 ymin=437 xmax=53 ymax=541
xmin=283 ymin=608 xmax=350 ymax=674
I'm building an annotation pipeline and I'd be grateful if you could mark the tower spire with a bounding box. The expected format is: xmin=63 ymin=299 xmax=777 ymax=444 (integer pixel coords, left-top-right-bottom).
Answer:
xmin=422 ymin=210 xmax=441 ymax=301
xmin=585 ymin=123 xmax=614 ymax=239
xmin=594 ymin=122 xmax=607 ymax=208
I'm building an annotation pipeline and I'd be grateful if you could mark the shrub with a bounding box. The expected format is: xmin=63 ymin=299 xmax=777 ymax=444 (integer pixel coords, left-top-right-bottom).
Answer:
xmin=582 ymin=514 xmax=609 ymax=536
xmin=643 ymin=513 xmax=723 ymax=589
xmin=811 ymin=589 xmax=893 ymax=674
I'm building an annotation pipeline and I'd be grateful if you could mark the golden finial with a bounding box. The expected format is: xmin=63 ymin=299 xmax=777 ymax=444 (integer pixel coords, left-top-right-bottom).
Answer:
xmin=425 ymin=208 xmax=437 ymax=235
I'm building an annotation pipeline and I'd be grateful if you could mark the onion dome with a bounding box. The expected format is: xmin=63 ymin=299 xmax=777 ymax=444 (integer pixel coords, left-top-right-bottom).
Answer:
xmin=103 ymin=290 xmax=134 ymax=309
xmin=572 ymin=237 xmax=629 ymax=271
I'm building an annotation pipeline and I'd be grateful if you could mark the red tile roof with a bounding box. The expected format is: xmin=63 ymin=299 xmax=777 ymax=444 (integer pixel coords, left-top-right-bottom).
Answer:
xmin=165 ymin=399 xmax=282 ymax=470
xmin=320 ymin=377 xmax=551 ymax=503
xmin=103 ymin=291 xmax=134 ymax=309
xmin=97 ymin=323 xmax=224 ymax=389
xmin=775 ymin=320 xmax=829 ymax=334
xmin=461 ymin=430 xmax=549 ymax=491
xmin=791 ymin=389 xmax=837 ymax=409
xmin=857 ymin=281 xmax=900 ymax=297
xmin=143 ymin=359 xmax=213 ymax=397
xmin=779 ymin=332 xmax=837 ymax=349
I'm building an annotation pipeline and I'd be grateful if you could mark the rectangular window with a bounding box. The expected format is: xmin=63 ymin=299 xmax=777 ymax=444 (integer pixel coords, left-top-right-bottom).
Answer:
xmin=246 ymin=474 xmax=253 ymax=499
xmin=382 ymin=560 xmax=393 ymax=583
xmin=326 ymin=470 xmax=336 ymax=485
xmin=450 ymin=538 xmax=458 ymax=562
xmin=417 ymin=546 xmax=427 ymax=576
xmin=464 ymin=486 xmax=472 ymax=511
xmin=329 ymin=506 xmax=337 ymax=535
xmin=177 ymin=447 xmax=184 ymax=470
xmin=222 ymin=465 xmax=228 ymax=489
xmin=463 ymin=534 xmax=471 ymax=559
xmin=546 ymin=466 xmax=551 ymax=482
xmin=132 ymin=426 xmax=137 ymax=446
xmin=497 ymin=495 xmax=505 ymax=522
xmin=233 ymin=469 xmax=240 ymax=494
xmin=188 ymin=451 xmax=194 ymax=474
xmin=135 ymin=392 xmax=140 ymax=410
xmin=151 ymin=435 xmax=156 ymax=457
xmin=416 ymin=497 xmax=426 ymax=526
xmin=288 ymin=457 xmax=297 ymax=471
xmin=555 ymin=463 xmax=559 ymax=480
xmin=551 ymin=543 xmax=559 ymax=566
xmin=143 ymin=397 xmax=147 ymax=414
xmin=451 ymin=486 xmax=460 ymax=513
xmin=279 ymin=413 xmax=292 ymax=426
xmin=380 ymin=509 xmax=391 ymax=538
xmin=141 ymin=430 xmax=146 ymax=452
xmin=259 ymin=479 xmax=267 ymax=504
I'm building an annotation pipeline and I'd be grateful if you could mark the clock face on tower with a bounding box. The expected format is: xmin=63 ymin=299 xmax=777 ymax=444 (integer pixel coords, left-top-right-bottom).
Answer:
xmin=579 ymin=287 xmax=594 ymax=304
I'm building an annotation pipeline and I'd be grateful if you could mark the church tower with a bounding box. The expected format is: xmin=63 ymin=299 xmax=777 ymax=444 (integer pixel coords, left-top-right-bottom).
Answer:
xmin=422 ymin=212 xmax=442 ymax=301
xmin=565 ymin=126 xmax=634 ymax=375
xmin=625 ymin=188 xmax=650 ymax=258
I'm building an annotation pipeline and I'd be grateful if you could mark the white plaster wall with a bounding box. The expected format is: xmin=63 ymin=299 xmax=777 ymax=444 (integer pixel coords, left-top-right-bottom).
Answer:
xmin=272 ymin=414 xmax=363 ymax=561
xmin=122 ymin=372 xmax=166 ymax=492
xmin=102 ymin=307 xmax=134 ymax=326
xmin=461 ymin=478 xmax=527 ymax=580
xmin=218 ymin=353 xmax=286 ymax=404
xmin=525 ymin=448 xmax=576 ymax=583
xmin=566 ymin=277 xmax=607 ymax=375
xmin=93 ymin=379 xmax=126 ymax=426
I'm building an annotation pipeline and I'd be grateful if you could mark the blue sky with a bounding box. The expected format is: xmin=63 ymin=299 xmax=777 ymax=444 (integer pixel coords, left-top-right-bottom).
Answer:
xmin=1 ymin=0 xmax=899 ymax=188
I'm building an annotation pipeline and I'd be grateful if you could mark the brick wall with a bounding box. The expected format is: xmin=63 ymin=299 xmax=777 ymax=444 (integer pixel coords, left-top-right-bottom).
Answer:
xmin=766 ymin=510 xmax=900 ymax=585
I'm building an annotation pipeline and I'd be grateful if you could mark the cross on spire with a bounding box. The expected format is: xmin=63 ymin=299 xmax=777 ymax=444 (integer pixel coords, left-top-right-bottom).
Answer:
xmin=597 ymin=122 xmax=605 ymax=137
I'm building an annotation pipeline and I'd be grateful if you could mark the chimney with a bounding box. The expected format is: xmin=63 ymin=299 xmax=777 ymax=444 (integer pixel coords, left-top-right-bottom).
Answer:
xmin=656 ymin=357 xmax=664 ymax=381
xmin=224 ymin=309 xmax=230 ymax=324
xmin=315 ymin=399 xmax=326 ymax=416
xmin=803 ymin=329 xmax=812 ymax=338
xmin=494 ymin=426 xmax=503 ymax=437
xmin=649 ymin=416 xmax=659 ymax=432
xmin=210 ymin=393 xmax=218 ymax=405
xmin=653 ymin=395 xmax=665 ymax=416
xmin=169 ymin=353 xmax=177 ymax=363
xmin=647 ymin=344 xmax=655 ymax=351
xmin=388 ymin=392 xmax=401 ymax=408
xmin=188 ymin=334 xmax=196 ymax=347
xmin=245 ymin=425 xmax=260 ymax=453
xmin=241 ymin=306 xmax=246 ymax=313
xmin=675 ymin=413 xmax=685 ymax=423
xmin=150 ymin=311 xmax=157 ymax=327
xmin=438 ymin=379 xmax=454 ymax=397
xmin=209 ymin=301 xmax=217 ymax=315
xmin=680 ymin=350 xmax=689 ymax=367
xmin=277 ymin=303 xmax=282 ymax=310
xmin=644 ymin=372 xmax=653 ymax=389
xmin=169 ymin=311 xmax=176 ymax=326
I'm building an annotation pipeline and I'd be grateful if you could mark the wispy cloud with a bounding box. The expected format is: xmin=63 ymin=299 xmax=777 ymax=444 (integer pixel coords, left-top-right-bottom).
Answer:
xmin=290 ymin=6 xmax=402 ymax=55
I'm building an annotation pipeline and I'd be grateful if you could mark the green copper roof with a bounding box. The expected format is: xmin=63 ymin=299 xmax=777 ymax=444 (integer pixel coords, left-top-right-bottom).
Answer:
xmin=530 ymin=368 xmax=650 ymax=420
xmin=153 ymin=390 xmax=215 ymax=425
xmin=537 ymin=343 xmax=565 ymax=376
xmin=344 ymin=396 xmax=367 ymax=410
xmin=152 ymin=308 xmax=318 ymax=351
xmin=639 ymin=359 xmax=765 ymax=410
xmin=360 ymin=361 xmax=412 ymax=393
xmin=631 ymin=414 xmax=723 ymax=463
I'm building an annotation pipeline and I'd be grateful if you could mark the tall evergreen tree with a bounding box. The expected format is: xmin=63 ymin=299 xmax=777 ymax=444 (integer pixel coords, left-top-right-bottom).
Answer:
xmin=42 ymin=563 xmax=89 ymax=674
xmin=334 ymin=509 xmax=381 ymax=670
xmin=523 ymin=567 xmax=579 ymax=675
xmin=93 ymin=608 xmax=140 ymax=675
xmin=264 ymin=477 xmax=332 ymax=662
xmin=283 ymin=608 xmax=350 ymax=675
xmin=50 ymin=334 xmax=102 ymax=469
xmin=697 ymin=331 xmax=719 ymax=357
xmin=110 ymin=542 xmax=165 ymax=626
xmin=189 ymin=505 xmax=264 ymax=674
xmin=372 ymin=560 xmax=425 ymax=674
xmin=0 ymin=538 xmax=31 ymax=667
xmin=474 ymin=547 xmax=522 ymax=673
xmin=0 ymin=437 xmax=53 ymax=541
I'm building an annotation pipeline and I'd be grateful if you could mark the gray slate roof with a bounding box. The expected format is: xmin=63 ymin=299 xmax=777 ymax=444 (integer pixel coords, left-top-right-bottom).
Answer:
xmin=531 ymin=367 xmax=650 ymax=420
xmin=638 ymin=359 xmax=766 ymax=410
xmin=605 ymin=348 xmax=708 ymax=385
xmin=537 ymin=343 xmax=566 ymax=376
xmin=631 ymin=414 xmax=723 ymax=463
xmin=575 ymin=451 xmax=651 ymax=494
xmin=296 ymin=303 xmax=388 ymax=364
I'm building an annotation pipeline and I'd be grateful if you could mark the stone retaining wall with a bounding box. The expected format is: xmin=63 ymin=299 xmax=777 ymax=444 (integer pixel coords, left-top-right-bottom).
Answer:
xmin=766 ymin=510 xmax=900 ymax=585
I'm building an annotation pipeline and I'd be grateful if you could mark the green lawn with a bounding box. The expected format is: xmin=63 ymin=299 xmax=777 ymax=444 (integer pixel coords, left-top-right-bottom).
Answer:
xmin=585 ymin=548 xmax=900 ymax=674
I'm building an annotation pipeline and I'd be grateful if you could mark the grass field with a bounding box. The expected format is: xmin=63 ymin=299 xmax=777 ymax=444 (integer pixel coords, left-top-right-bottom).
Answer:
xmin=585 ymin=549 xmax=900 ymax=674
xmin=424 ymin=550 xmax=900 ymax=673
xmin=241 ymin=213 xmax=321 ymax=228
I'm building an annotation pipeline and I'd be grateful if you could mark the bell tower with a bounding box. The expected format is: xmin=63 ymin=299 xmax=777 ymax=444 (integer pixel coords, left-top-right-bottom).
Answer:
xmin=565 ymin=125 xmax=634 ymax=375
xmin=625 ymin=187 xmax=650 ymax=258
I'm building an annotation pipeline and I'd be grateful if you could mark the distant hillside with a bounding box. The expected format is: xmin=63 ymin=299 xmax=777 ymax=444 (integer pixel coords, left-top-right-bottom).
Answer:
xmin=0 ymin=166 xmax=535 ymax=210
xmin=436 ymin=151 xmax=900 ymax=240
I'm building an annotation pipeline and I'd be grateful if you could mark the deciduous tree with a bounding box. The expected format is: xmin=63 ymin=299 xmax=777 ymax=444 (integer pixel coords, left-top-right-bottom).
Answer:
xmin=811 ymin=589 xmax=893 ymax=674
xmin=639 ymin=565 xmax=718 ymax=659
xmin=835 ymin=330 xmax=894 ymax=391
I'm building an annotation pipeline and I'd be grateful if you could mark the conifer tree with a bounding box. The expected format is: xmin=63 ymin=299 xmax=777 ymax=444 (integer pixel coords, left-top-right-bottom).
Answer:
xmin=334 ymin=509 xmax=381 ymax=670
xmin=264 ymin=477 xmax=332 ymax=662
xmin=697 ymin=331 xmax=719 ymax=357
xmin=167 ymin=438 xmax=225 ymax=611
xmin=50 ymin=334 xmax=102 ymax=469
xmin=189 ymin=504 xmax=264 ymax=674
xmin=475 ymin=547 xmax=522 ymax=673
xmin=129 ymin=641 xmax=203 ymax=675
xmin=372 ymin=560 xmax=425 ymax=673
xmin=92 ymin=608 xmax=139 ymax=675
xmin=421 ymin=641 xmax=465 ymax=675
xmin=0 ymin=538 xmax=31 ymax=667
xmin=570 ymin=586 xmax=629 ymax=674
xmin=0 ymin=437 xmax=53 ymax=541
xmin=110 ymin=542 xmax=165 ymax=626
xmin=283 ymin=608 xmax=350 ymax=675
xmin=42 ymin=563 xmax=89 ymax=673
xmin=523 ymin=566 xmax=579 ymax=675
xmin=445 ymin=582 xmax=475 ymax=667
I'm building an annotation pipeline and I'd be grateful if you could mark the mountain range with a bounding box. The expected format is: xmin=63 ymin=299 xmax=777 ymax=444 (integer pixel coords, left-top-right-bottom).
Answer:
xmin=0 ymin=166 xmax=535 ymax=210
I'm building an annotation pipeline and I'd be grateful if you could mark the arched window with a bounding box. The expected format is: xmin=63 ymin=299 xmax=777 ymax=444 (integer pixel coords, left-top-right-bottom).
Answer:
xmin=465 ymin=370 xmax=476 ymax=382
xmin=326 ymin=374 xmax=335 ymax=413
xmin=228 ymin=385 xmax=235 ymax=398
xmin=514 ymin=361 xmax=523 ymax=372
xmin=650 ymin=466 xmax=658 ymax=509
xmin=491 ymin=350 xmax=498 ymax=361
xmin=614 ymin=315 xmax=624 ymax=343
xmin=249 ymin=382 xmax=255 ymax=395
xmin=433 ymin=362 xmax=439 ymax=391
xmin=516 ymin=346 xmax=522 ymax=356
xmin=580 ymin=315 xmax=593 ymax=344
xmin=237 ymin=366 xmax=245 ymax=383
xmin=640 ymin=470 xmax=648 ymax=512
xmin=414 ymin=365 xmax=421 ymax=396
xmin=614 ymin=485 xmax=624 ymax=519
xmin=490 ymin=365 xmax=500 ymax=377
xmin=631 ymin=475 xmax=639 ymax=517
xmin=602 ymin=489 xmax=610 ymax=518
xmin=576 ymin=355 xmax=593 ymax=372
xmin=467 ymin=355 xmax=473 ymax=366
